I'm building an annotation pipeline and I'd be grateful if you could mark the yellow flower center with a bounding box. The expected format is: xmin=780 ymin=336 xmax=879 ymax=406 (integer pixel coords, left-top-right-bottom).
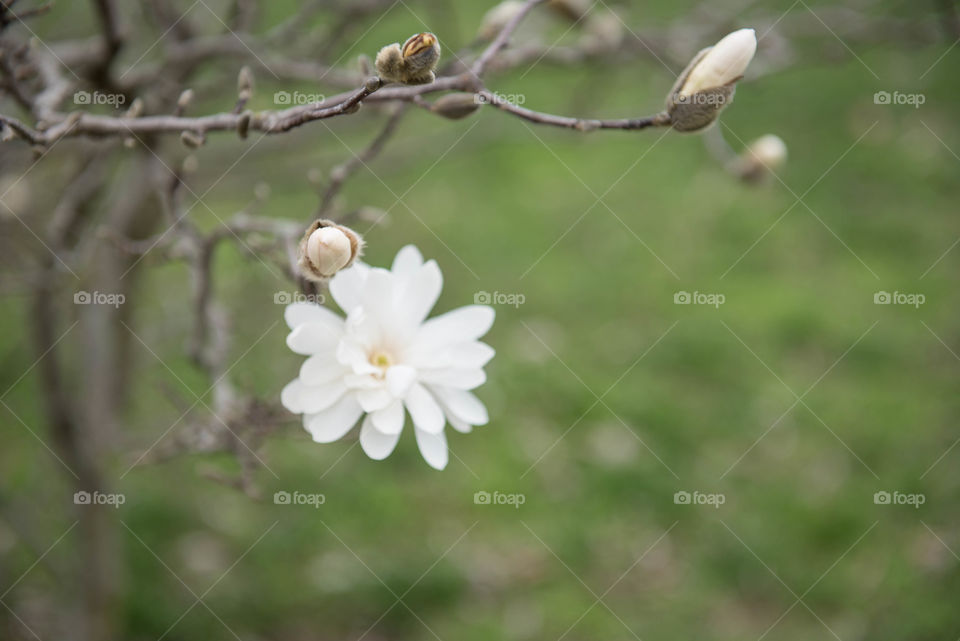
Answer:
xmin=370 ymin=351 xmax=393 ymax=373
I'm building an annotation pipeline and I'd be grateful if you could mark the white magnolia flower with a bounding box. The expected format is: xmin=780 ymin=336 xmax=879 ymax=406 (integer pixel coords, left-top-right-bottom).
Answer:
xmin=280 ymin=245 xmax=495 ymax=470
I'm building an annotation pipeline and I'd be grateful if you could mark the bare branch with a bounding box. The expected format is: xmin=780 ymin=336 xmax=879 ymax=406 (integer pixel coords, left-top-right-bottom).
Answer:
xmin=317 ymin=104 xmax=408 ymax=218
xmin=476 ymin=88 xmax=670 ymax=131
xmin=472 ymin=0 xmax=547 ymax=77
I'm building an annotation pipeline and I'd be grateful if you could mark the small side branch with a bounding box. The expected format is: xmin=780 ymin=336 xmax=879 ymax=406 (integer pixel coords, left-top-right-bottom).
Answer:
xmin=472 ymin=0 xmax=546 ymax=77
xmin=476 ymin=89 xmax=671 ymax=131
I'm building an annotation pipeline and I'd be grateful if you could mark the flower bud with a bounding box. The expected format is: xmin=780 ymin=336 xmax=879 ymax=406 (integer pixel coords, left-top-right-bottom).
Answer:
xmin=124 ymin=97 xmax=144 ymax=119
xmin=178 ymin=89 xmax=195 ymax=110
xmin=297 ymin=220 xmax=364 ymax=282
xmin=430 ymin=93 xmax=481 ymax=119
xmin=375 ymin=32 xmax=441 ymax=85
xmin=734 ymin=134 xmax=787 ymax=182
xmin=237 ymin=65 xmax=254 ymax=101
xmin=666 ymin=28 xmax=756 ymax=133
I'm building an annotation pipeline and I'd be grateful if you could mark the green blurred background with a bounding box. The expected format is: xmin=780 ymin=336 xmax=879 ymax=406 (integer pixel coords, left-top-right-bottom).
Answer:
xmin=2 ymin=0 xmax=959 ymax=639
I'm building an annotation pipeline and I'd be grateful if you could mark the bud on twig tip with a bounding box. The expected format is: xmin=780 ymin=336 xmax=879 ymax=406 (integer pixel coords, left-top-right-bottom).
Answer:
xmin=375 ymin=32 xmax=441 ymax=85
xmin=297 ymin=220 xmax=364 ymax=282
xmin=666 ymin=28 xmax=757 ymax=133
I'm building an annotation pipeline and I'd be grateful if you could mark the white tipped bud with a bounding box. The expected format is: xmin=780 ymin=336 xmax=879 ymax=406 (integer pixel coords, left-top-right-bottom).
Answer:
xmin=679 ymin=29 xmax=756 ymax=97
xmin=237 ymin=66 xmax=254 ymax=96
xmin=177 ymin=89 xmax=195 ymax=110
xmin=308 ymin=227 xmax=351 ymax=275
xmin=298 ymin=220 xmax=364 ymax=281
xmin=735 ymin=134 xmax=787 ymax=182
xmin=748 ymin=134 xmax=787 ymax=167
xmin=666 ymin=28 xmax=757 ymax=133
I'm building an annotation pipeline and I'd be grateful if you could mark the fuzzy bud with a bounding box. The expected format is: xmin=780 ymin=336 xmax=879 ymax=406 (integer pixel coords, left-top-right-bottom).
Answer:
xmin=430 ymin=93 xmax=481 ymax=119
xmin=297 ymin=220 xmax=364 ymax=282
xmin=375 ymin=32 xmax=441 ymax=85
xmin=735 ymin=134 xmax=787 ymax=182
xmin=124 ymin=97 xmax=144 ymax=119
xmin=178 ymin=89 xmax=195 ymax=110
xmin=666 ymin=28 xmax=756 ymax=133
xmin=237 ymin=66 xmax=254 ymax=101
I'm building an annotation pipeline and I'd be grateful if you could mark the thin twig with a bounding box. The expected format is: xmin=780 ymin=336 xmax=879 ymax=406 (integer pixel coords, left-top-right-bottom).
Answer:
xmin=472 ymin=0 xmax=546 ymax=77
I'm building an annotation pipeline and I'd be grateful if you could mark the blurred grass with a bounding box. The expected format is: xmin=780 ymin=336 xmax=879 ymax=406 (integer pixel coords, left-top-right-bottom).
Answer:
xmin=2 ymin=0 xmax=960 ymax=639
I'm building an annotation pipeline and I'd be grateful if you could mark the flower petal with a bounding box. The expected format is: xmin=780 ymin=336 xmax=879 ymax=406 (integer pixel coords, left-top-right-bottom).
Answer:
xmin=360 ymin=268 xmax=396 ymax=323
xmin=431 ymin=386 xmax=489 ymax=425
xmin=391 ymin=245 xmax=424 ymax=275
xmin=405 ymin=383 xmax=445 ymax=434
xmin=337 ymin=337 xmax=378 ymax=375
xmin=419 ymin=367 xmax=486 ymax=390
xmin=300 ymin=355 xmax=345 ymax=385
xmin=443 ymin=342 xmax=495 ymax=368
xmin=385 ymin=365 xmax=417 ymax=398
xmin=280 ymin=379 xmax=304 ymax=414
xmin=303 ymin=393 xmax=362 ymax=443
xmin=397 ymin=260 xmax=442 ymax=331
xmin=284 ymin=302 xmax=344 ymax=331
xmin=359 ymin=415 xmax=402 ymax=460
xmin=449 ymin=417 xmax=473 ymax=433
xmin=329 ymin=262 xmax=370 ymax=313
xmin=414 ymin=428 xmax=448 ymax=470
xmin=287 ymin=323 xmax=340 ymax=355
xmin=413 ymin=305 xmax=495 ymax=354
xmin=358 ymin=387 xmax=393 ymax=412
xmin=371 ymin=399 xmax=404 ymax=435
xmin=299 ymin=380 xmax=347 ymax=414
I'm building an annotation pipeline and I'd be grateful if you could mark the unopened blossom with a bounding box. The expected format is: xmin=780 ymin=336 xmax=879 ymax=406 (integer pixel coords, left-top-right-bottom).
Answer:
xmin=281 ymin=245 xmax=495 ymax=470
xmin=736 ymin=133 xmax=787 ymax=181
xmin=666 ymin=28 xmax=757 ymax=132
xmin=297 ymin=219 xmax=364 ymax=282
xmin=375 ymin=33 xmax=441 ymax=85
